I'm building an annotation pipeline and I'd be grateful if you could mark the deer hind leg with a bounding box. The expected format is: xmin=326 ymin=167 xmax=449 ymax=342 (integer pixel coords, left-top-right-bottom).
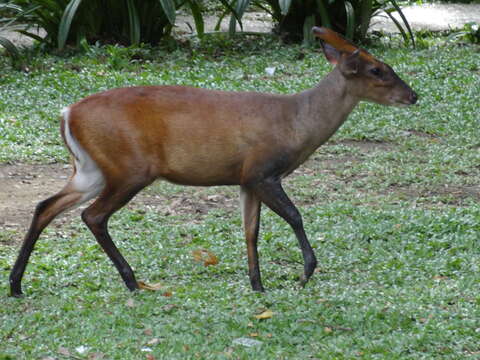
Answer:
xmin=81 ymin=176 xmax=153 ymax=292
xmin=9 ymin=168 xmax=105 ymax=297
xmin=240 ymin=186 xmax=264 ymax=292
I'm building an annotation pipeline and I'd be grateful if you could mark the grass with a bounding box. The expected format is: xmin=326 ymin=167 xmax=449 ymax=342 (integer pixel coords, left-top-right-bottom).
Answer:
xmin=1 ymin=35 xmax=480 ymax=359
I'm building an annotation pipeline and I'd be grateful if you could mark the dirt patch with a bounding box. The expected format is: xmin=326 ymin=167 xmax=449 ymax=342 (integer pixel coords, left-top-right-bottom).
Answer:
xmin=392 ymin=184 xmax=480 ymax=205
xmin=0 ymin=164 xmax=72 ymax=232
xmin=333 ymin=139 xmax=396 ymax=152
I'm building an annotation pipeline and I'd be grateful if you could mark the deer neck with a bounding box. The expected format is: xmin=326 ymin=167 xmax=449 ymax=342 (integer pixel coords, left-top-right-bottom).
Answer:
xmin=294 ymin=68 xmax=359 ymax=150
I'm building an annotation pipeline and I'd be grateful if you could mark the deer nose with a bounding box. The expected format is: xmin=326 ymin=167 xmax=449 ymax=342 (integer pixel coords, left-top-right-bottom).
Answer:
xmin=409 ymin=91 xmax=418 ymax=105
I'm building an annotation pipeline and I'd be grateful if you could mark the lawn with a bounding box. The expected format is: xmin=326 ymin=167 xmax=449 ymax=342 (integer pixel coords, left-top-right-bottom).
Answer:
xmin=1 ymin=35 xmax=480 ymax=359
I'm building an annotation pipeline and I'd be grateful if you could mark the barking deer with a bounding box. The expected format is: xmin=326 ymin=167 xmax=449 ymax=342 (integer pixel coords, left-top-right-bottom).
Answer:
xmin=9 ymin=27 xmax=417 ymax=296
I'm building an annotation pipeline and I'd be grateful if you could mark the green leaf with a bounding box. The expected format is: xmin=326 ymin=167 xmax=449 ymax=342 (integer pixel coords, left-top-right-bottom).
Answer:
xmin=388 ymin=0 xmax=415 ymax=48
xmin=315 ymin=0 xmax=331 ymax=29
xmin=58 ymin=0 xmax=83 ymax=50
xmin=126 ymin=0 xmax=140 ymax=44
xmin=279 ymin=0 xmax=292 ymax=15
xmin=0 ymin=35 xmax=20 ymax=60
xmin=359 ymin=0 xmax=372 ymax=41
xmin=187 ymin=0 xmax=204 ymax=38
xmin=158 ymin=0 xmax=176 ymax=25
xmin=229 ymin=0 xmax=250 ymax=35
xmin=0 ymin=4 xmax=22 ymax=12
xmin=344 ymin=1 xmax=355 ymax=40
xmin=303 ymin=14 xmax=316 ymax=46
xmin=16 ymin=30 xmax=45 ymax=43
xmin=384 ymin=9 xmax=409 ymax=46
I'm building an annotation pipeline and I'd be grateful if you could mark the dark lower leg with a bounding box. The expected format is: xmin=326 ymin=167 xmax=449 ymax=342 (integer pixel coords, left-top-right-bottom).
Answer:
xmin=251 ymin=179 xmax=317 ymax=286
xmin=240 ymin=187 xmax=264 ymax=292
xmin=81 ymin=183 xmax=149 ymax=291
xmin=82 ymin=214 xmax=139 ymax=291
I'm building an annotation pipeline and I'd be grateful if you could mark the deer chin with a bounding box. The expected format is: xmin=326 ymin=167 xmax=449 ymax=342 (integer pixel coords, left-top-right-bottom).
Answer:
xmin=389 ymin=97 xmax=415 ymax=107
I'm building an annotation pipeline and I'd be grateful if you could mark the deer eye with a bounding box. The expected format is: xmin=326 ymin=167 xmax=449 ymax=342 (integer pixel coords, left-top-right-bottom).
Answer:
xmin=370 ymin=67 xmax=382 ymax=77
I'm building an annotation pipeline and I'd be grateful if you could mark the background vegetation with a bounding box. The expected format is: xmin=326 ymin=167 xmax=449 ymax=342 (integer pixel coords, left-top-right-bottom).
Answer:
xmin=1 ymin=31 xmax=479 ymax=358
xmin=0 ymin=0 xmax=414 ymax=53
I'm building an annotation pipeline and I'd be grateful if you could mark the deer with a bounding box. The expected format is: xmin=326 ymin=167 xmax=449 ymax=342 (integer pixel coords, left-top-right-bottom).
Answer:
xmin=9 ymin=27 xmax=417 ymax=297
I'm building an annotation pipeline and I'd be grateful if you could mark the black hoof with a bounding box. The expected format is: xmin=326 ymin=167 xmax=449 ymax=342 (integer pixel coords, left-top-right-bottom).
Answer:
xmin=299 ymin=273 xmax=311 ymax=288
xmin=127 ymin=282 xmax=140 ymax=292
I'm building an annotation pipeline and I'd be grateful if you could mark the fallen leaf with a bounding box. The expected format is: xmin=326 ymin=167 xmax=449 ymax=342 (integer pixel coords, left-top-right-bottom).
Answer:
xmin=88 ymin=352 xmax=105 ymax=359
xmin=146 ymin=355 xmax=155 ymax=360
xmin=147 ymin=338 xmax=160 ymax=346
xmin=162 ymin=291 xmax=172 ymax=297
xmin=192 ymin=249 xmax=219 ymax=266
xmin=249 ymin=333 xmax=259 ymax=337
xmin=126 ymin=298 xmax=135 ymax=308
xmin=58 ymin=347 xmax=70 ymax=356
xmin=161 ymin=304 xmax=177 ymax=312
xmin=254 ymin=309 xmax=273 ymax=320
xmin=143 ymin=328 xmax=153 ymax=336
xmin=138 ymin=281 xmax=163 ymax=291
xmin=324 ymin=327 xmax=333 ymax=333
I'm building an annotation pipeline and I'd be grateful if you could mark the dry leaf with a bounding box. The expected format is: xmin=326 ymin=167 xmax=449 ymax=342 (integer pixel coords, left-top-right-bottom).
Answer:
xmin=146 ymin=355 xmax=155 ymax=360
xmin=249 ymin=333 xmax=259 ymax=337
xmin=162 ymin=291 xmax=172 ymax=297
xmin=138 ymin=281 xmax=163 ymax=291
xmin=161 ymin=304 xmax=176 ymax=312
xmin=254 ymin=309 xmax=273 ymax=320
xmin=126 ymin=298 xmax=135 ymax=308
xmin=147 ymin=338 xmax=160 ymax=346
xmin=88 ymin=352 xmax=105 ymax=359
xmin=192 ymin=249 xmax=219 ymax=266
xmin=324 ymin=327 xmax=333 ymax=333
xmin=58 ymin=347 xmax=70 ymax=356
xmin=143 ymin=328 xmax=153 ymax=336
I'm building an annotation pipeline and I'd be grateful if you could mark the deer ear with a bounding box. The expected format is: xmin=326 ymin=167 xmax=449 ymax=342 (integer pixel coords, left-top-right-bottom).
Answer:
xmin=339 ymin=49 xmax=360 ymax=76
xmin=320 ymin=42 xmax=341 ymax=65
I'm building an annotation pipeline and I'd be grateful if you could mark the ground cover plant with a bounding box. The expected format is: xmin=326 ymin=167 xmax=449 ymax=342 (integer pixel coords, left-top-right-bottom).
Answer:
xmin=1 ymin=36 xmax=480 ymax=359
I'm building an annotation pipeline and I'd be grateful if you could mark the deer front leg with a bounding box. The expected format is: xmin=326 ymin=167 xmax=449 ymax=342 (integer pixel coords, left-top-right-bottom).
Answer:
xmin=249 ymin=178 xmax=317 ymax=287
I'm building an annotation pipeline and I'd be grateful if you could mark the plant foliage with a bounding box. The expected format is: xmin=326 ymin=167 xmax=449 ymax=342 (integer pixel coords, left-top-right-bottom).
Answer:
xmin=0 ymin=0 xmax=415 ymax=53
xmin=229 ymin=0 xmax=414 ymax=45
xmin=1 ymin=0 xmax=203 ymax=49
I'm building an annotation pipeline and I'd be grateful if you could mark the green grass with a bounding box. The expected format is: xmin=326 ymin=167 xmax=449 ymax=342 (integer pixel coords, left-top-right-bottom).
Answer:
xmin=1 ymin=36 xmax=480 ymax=359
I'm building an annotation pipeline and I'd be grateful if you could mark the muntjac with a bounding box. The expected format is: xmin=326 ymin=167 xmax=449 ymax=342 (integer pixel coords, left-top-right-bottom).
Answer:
xmin=10 ymin=27 xmax=417 ymax=296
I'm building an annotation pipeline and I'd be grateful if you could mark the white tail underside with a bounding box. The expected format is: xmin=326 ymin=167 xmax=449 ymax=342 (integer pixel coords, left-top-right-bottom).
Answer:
xmin=61 ymin=107 xmax=105 ymax=202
